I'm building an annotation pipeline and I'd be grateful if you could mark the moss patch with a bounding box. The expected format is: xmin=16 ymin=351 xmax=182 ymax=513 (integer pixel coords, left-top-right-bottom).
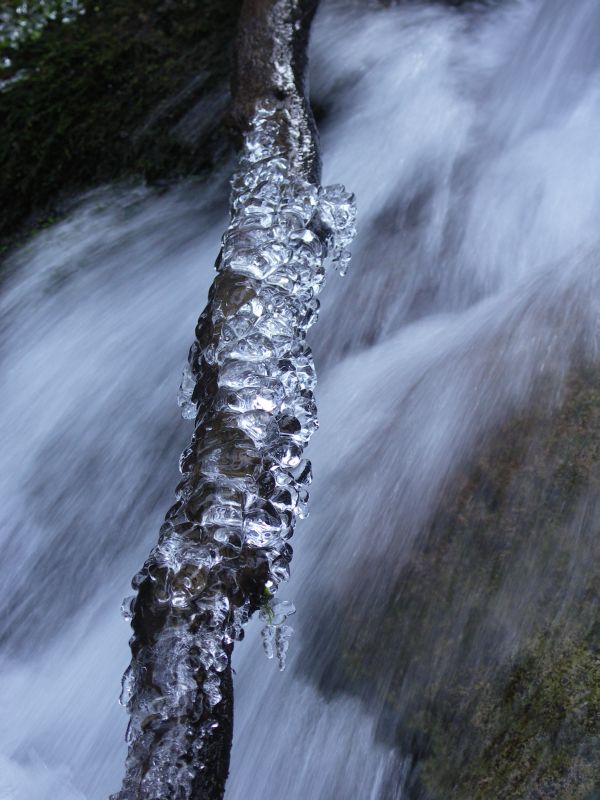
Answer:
xmin=333 ymin=367 xmax=600 ymax=799
xmin=0 ymin=0 xmax=242 ymax=242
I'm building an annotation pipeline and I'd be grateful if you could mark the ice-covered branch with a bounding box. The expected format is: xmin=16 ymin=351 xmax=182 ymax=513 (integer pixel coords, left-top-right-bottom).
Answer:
xmin=113 ymin=3 xmax=355 ymax=799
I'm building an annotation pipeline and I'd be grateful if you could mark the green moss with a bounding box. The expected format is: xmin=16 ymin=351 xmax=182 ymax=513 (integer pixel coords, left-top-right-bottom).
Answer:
xmin=0 ymin=0 xmax=242 ymax=242
xmin=415 ymin=637 xmax=600 ymax=800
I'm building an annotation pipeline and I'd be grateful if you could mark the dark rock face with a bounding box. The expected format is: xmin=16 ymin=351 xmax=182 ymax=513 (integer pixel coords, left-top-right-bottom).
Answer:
xmin=0 ymin=0 xmax=243 ymax=242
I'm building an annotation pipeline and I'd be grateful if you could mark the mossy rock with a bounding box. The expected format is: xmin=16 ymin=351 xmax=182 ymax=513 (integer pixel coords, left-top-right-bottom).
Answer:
xmin=0 ymin=0 xmax=242 ymax=243
xmin=325 ymin=366 xmax=600 ymax=799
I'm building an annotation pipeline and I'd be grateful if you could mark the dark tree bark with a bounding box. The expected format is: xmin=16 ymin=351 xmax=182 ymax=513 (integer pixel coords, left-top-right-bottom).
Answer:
xmin=190 ymin=648 xmax=234 ymax=799
xmin=230 ymin=0 xmax=321 ymax=183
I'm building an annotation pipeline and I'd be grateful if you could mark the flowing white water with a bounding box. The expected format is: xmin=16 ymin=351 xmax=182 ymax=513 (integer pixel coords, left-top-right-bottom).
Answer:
xmin=1 ymin=0 xmax=599 ymax=797
xmin=0 ymin=184 xmax=227 ymax=799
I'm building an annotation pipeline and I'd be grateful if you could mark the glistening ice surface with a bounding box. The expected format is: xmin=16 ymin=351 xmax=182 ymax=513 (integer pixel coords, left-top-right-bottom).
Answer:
xmin=1 ymin=0 xmax=599 ymax=798
xmin=114 ymin=105 xmax=355 ymax=799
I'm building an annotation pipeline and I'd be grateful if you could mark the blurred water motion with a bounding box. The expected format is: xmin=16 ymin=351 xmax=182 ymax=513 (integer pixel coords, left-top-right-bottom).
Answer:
xmin=1 ymin=0 xmax=599 ymax=797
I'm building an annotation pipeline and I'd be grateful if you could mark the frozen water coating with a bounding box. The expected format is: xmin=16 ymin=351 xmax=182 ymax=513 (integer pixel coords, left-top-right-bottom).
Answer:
xmin=112 ymin=105 xmax=355 ymax=799
xmin=259 ymin=598 xmax=296 ymax=671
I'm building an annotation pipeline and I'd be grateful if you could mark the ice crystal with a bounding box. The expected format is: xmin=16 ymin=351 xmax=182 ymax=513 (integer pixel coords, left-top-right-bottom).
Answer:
xmin=113 ymin=105 xmax=355 ymax=799
xmin=259 ymin=598 xmax=296 ymax=671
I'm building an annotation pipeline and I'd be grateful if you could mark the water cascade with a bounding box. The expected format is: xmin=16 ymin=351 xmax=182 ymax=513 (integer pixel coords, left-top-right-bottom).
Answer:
xmin=0 ymin=0 xmax=599 ymax=798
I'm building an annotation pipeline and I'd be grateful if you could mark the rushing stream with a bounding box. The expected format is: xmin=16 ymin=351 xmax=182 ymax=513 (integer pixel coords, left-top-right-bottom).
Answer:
xmin=1 ymin=0 xmax=600 ymax=798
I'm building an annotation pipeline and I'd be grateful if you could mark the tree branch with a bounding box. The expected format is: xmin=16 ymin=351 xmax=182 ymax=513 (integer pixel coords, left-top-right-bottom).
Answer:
xmin=112 ymin=3 xmax=355 ymax=799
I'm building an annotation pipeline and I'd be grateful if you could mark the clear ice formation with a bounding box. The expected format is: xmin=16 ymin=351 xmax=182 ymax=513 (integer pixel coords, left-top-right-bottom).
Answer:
xmin=113 ymin=105 xmax=355 ymax=799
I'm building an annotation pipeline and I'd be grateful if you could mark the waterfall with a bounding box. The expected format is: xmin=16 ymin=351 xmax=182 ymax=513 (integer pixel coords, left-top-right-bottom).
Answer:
xmin=0 ymin=0 xmax=598 ymax=798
